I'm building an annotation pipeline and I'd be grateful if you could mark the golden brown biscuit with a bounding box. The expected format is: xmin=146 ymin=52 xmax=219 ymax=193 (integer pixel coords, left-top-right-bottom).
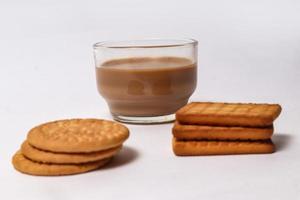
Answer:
xmin=27 ymin=119 xmax=129 ymax=153
xmin=173 ymin=121 xmax=274 ymax=140
xmin=172 ymin=138 xmax=275 ymax=156
xmin=176 ymin=102 xmax=281 ymax=127
xmin=12 ymin=151 xmax=110 ymax=176
xmin=21 ymin=141 xmax=121 ymax=164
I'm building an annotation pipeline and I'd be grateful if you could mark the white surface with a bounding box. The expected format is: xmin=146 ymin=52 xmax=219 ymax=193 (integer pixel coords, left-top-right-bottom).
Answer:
xmin=1 ymin=0 xmax=300 ymax=199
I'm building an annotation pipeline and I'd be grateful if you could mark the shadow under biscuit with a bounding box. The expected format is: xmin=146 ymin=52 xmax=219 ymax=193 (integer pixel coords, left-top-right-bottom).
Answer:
xmin=272 ymin=133 xmax=292 ymax=151
xmin=103 ymin=146 xmax=139 ymax=169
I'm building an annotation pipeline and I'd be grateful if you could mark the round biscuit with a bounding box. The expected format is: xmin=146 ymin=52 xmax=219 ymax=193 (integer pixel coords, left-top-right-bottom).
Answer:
xmin=12 ymin=151 xmax=111 ymax=176
xmin=21 ymin=140 xmax=122 ymax=164
xmin=27 ymin=119 xmax=129 ymax=153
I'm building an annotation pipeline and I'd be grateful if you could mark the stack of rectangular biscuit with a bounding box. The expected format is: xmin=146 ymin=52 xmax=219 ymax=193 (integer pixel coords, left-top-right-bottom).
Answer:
xmin=172 ymin=102 xmax=282 ymax=156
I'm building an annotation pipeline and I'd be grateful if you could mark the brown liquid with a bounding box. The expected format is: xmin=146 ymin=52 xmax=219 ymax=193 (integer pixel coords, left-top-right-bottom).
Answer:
xmin=96 ymin=57 xmax=197 ymax=116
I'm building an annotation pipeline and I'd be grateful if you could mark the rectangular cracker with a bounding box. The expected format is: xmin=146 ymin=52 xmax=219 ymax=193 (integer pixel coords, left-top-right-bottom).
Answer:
xmin=176 ymin=102 xmax=281 ymax=127
xmin=172 ymin=138 xmax=275 ymax=156
xmin=173 ymin=121 xmax=274 ymax=140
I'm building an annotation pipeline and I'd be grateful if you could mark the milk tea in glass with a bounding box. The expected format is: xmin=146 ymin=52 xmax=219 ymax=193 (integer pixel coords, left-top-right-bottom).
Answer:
xmin=93 ymin=39 xmax=197 ymax=124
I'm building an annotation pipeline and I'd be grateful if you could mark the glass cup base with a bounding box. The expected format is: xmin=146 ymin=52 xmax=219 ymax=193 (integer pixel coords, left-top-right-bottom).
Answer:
xmin=111 ymin=113 xmax=175 ymax=124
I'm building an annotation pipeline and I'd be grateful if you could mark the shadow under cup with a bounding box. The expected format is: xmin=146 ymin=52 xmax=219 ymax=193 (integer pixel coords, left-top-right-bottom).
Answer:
xmin=93 ymin=39 xmax=198 ymax=124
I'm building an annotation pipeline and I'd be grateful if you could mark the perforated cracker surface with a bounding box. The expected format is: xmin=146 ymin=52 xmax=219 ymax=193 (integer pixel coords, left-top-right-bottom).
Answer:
xmin=176 ymin=102 xmax=281 ymax=127
xmin=27 ymin=119 xmax=129 ymax=153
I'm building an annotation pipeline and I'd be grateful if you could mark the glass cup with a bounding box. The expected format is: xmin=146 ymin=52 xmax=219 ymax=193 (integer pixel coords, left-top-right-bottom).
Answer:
xmin=93 ymin=38 xmax=198 ymax=124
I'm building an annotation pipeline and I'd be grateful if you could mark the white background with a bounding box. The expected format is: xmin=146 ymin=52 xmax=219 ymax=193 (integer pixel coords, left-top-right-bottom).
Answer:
xmin=1 ymin=0 xmax=300 ymax=199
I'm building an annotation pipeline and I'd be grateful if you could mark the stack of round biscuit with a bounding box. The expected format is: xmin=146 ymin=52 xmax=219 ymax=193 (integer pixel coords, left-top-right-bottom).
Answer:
xmin=12 ymin=119 xmax=129 ymax=176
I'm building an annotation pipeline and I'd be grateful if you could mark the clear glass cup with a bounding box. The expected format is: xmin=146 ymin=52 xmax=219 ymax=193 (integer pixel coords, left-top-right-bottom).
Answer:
xmin=93 ymin=38 xmax=198 ymax=124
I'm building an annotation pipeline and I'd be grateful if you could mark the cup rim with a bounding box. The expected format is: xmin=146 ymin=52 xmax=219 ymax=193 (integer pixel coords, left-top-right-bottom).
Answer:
xmin=93 ymin=38 xmax=198 ymax=49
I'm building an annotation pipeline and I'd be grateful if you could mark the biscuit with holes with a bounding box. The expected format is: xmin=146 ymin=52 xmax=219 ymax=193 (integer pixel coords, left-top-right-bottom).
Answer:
xmin=12 ymin=151 xmax=110 ymax=176
xmin=173 ymin=121 xmax=274 ymax=140
xmin=176 ymin=102 xmax=281 ymax=127
xmin=21 ymin=140 xmax=121 ymax=164
xmin=27 ymin=119 xmax=129 ymax=153
xmin=172 ymin=138 xmax=275 ymax=156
